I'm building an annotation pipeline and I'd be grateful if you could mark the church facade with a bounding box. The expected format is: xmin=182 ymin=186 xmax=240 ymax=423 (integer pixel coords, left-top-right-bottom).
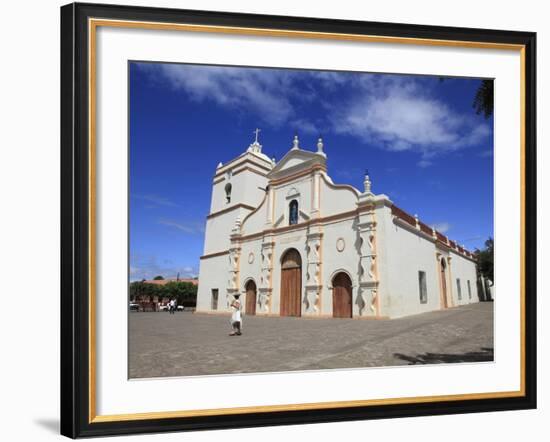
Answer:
xmin=196 ymin=135 xmax=479 ymax=319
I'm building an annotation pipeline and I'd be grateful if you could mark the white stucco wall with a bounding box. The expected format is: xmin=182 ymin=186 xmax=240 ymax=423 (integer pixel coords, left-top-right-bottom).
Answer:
xmin=196 ymin=254 xmax=230 ymax=313
xmin=371 ymin=203 xmax=392 ymax=317
xmin=319 ymin=174 xmax=359 ymax=217
xmin=378 ymin=207 xmax=479 ymax=318
xmin=239 ymin=196 xmax=267 ymax=235
xmin=449 ymin=250 xmax=479 ymax=305
xmin=210 ymin=167 xmax=267 ymax=214
xmin=203 ymin=207 xmax=255 ymax=254
xmin=378 ymin=209 xmax=444 ymax=318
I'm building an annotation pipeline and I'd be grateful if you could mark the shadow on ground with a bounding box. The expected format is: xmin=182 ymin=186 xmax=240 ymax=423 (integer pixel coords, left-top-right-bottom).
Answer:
xmin=393 ymin=347 xmax=494 ymax=365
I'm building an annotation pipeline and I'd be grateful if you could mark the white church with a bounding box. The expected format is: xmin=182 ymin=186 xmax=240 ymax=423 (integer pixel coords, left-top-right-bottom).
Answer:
xmin=196 ymin=132 xmax=479 ymax=319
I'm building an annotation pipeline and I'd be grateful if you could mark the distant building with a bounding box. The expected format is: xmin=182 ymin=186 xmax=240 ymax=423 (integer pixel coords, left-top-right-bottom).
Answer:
xmin=143 ymin=278 xmax=198 ymax=286
xmin=197 ymin=134 xmax=478 ymax=319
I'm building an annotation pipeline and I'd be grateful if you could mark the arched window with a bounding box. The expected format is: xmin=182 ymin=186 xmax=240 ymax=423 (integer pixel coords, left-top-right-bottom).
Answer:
xmin=289 ymin=200 xmax=298 ymax=225
xmin=225 ymin=183 xmax=232 ymax=204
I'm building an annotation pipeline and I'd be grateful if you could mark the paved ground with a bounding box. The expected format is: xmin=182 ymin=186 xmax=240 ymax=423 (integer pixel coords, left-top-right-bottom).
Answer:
xmin=129 ymin=302 xmax=493 ymax=378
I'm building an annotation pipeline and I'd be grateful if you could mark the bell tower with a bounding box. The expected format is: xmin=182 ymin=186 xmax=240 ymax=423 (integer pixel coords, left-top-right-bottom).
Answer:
xmin=205 ymin=131 xmax=273 ymax=247
xmin=196 ymin=131 xmax=274 ymax=312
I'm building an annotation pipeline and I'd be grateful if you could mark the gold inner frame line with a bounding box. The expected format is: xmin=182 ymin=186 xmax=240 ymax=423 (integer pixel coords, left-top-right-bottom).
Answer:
xmin=88 ymin=17 xmax=527 ymax=424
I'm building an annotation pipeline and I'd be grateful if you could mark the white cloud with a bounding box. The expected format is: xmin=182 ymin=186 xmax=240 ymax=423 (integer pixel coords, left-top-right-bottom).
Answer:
xmin=130 ymin=254 xmax=198 ymax=281
xmin=330 ymin=77 xmax=490 ymax=160
xmin=417 ymin=159 xmax=433 ymax=168
xmin=432 ymin=222 xmax=451 ymax=233
xmin=139 ymin=63 xmax=298 ymax=127
xmin=133 ymin=193 xmax=179 ymax=207
xmin=158 ymin=218 xmax=205 ymax=235
xmin=290 ymin=118 xmax=319 ymax=135
xmin=138 ymin=64 xmax=491 ymax=163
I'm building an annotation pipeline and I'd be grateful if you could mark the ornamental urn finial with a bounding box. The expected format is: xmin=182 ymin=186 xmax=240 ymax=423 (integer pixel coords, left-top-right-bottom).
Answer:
xmin=364 ymin=169 xmax=372 ymax=194
xmin=292 ymin=134 xmax=300 ymax=150
xmin=232 ymin=216 xmax=242 ymax=233
xmin=317 ymin=136 xmax=324 ymax=153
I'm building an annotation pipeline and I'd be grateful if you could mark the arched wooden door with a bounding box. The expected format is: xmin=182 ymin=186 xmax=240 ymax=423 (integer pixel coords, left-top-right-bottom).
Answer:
xmin=332 ymin=272 xmax=352 ymax=318
xmin=280 ymin=249 xmax=302 ymax=317
xmin=440 ymin=258 xmax=448 ymax=308
xmin=245 ymin=280 xmax=257 ymax=315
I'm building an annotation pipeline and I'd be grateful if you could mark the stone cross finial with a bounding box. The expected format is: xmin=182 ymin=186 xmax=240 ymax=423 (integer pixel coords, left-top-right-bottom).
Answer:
xmin=248 ymin=128 xmax=262 ymax=153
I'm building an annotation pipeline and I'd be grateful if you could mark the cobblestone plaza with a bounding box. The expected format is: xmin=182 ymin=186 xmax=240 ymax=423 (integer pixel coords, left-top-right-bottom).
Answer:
xmin=129 ymin=302 xmax=493 ymax=379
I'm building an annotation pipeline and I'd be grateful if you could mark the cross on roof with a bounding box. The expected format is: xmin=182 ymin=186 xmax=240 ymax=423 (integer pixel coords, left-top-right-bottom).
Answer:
xmin=253 ymin=128 xmax=261 ymax=144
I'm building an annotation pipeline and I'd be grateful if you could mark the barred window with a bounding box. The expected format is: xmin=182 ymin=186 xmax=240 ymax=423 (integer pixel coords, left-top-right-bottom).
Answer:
xmin=211 ymin=289 xmax=219 ymax=310
xmin=467 ymin=280 xmax=472 ymax=299
xmin=457 ymin=278 xmax=462 ymax=300
xmin=418 ymin=271 xmax=427 ymax=304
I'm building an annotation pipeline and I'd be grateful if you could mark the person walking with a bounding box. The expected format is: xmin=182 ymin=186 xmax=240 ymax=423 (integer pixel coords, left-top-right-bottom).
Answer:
xmin=169 ymin=298 xmax=176 ymax=314
xmin=229 ymin=295 xmax=242 ymax=336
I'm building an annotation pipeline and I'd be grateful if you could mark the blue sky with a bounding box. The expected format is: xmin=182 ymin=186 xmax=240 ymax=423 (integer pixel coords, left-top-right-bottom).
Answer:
xmin=129 ymin=62 xmax=493 ymax=281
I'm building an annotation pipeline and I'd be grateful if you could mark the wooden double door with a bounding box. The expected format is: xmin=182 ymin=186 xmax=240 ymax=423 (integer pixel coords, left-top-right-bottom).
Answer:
xmin=280 ymin=249 xmax=302 ymax=317
xmin=245 ymin=280 xmax=257 ymax=315
xmin=332 ymin=272 xmax=352 ymax=318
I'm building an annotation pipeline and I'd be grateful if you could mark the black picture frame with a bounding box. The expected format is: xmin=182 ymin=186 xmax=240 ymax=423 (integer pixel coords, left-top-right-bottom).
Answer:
xmin=60 ymin=2 xmax=537 ymax=438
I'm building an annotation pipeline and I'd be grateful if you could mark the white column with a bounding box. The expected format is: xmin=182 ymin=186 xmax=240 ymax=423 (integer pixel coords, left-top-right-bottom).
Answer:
xmin=265 ymin=187 xmax=272 ymax=226
xmin=311 ymin=172 xmax=320 ymax=217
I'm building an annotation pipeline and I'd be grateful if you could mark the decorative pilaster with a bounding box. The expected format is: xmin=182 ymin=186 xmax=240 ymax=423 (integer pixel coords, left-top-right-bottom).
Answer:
xmin=227 ymin=217 xmax=242 ymax=308
xmin=304 ymin=230 xmax=323 ymax=315
xmin=311 ymin=171 xmax=320 ymax=218
xmin=357 ymin=173 xmax=380 ymax=317
xmin=265 ymin=186 xmax=273 ymax=226
xmin=226 ymin=245 xmax=241 ymax=307
xmin=258 ymin=238 xmax=274 ymax=313
xmin=357 ymin=205 xmax=379 ymax=317
xmin=446 ymin=255 xmax=455 ymax=307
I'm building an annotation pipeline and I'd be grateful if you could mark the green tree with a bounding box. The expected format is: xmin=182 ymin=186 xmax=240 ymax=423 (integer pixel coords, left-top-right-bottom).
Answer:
xmin=475 ymin=237 xmax=494 ymax=284
xmin=472 ymin=79 xmax=494 ymax=119
xmin=440 ymin=77 xmax=493 ymax=119
xmin=153 ymin=275 xmax=164 ymax=280
xmin=129 ymin=281 xmax=147 ymax=300
xmin=163 ymin=281 xmax=198 ymax=307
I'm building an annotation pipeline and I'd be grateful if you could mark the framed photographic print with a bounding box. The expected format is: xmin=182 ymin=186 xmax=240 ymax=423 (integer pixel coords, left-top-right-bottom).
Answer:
xmin=60 ymin=2 xmax=536 ymax=438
